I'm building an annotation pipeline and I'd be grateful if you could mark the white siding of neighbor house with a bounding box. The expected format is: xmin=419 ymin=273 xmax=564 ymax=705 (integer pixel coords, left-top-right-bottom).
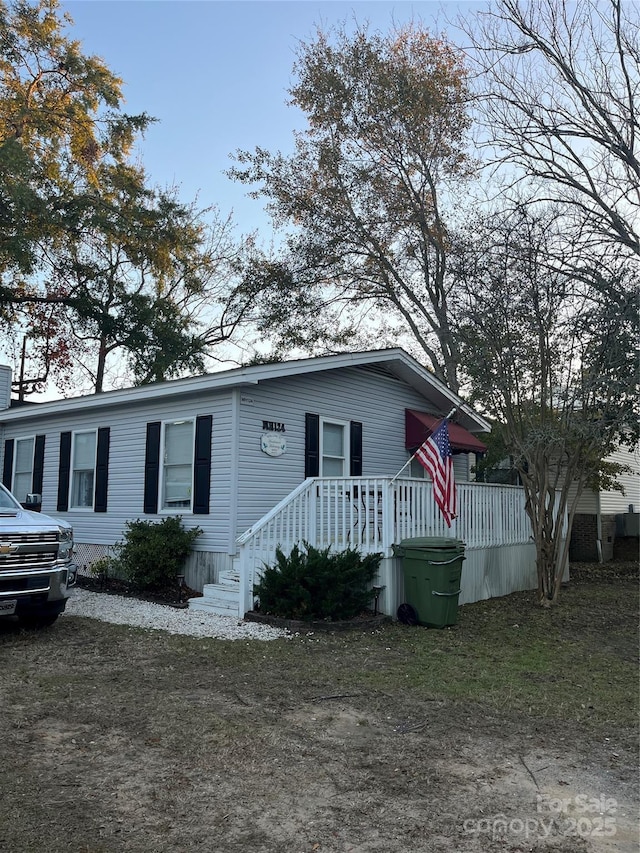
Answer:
xmin=0 ymin=363 xmax=485 ymax=578
xmin=0 ymin=365 xmax=11 ymax=411
xmin=573 ymin=443 xmax=640 ymax=515
xmin=570 ymin=482 xmax=598 ymax=514
xmin=598 ymin=443 xmax=640 ymax=514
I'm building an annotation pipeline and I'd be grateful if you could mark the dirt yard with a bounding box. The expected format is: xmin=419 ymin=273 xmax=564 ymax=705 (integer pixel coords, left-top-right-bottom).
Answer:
xmin=0 ymin=564 xmax=637 ymax=853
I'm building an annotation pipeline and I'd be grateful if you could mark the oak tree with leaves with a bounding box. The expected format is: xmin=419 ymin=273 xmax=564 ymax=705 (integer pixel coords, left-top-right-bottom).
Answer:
xmin=0 ymin=0 xmax=252 ymax=395
xmin=231 ymin=22 xmax=473 ymax=392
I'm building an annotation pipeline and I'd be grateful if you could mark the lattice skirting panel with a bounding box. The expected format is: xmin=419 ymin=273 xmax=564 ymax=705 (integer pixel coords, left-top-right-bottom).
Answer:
xmin=74 ymin=543 xmax=113 ymax=576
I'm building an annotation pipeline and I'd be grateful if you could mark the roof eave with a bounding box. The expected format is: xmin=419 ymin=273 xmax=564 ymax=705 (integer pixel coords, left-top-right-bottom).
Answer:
xmin=0 ymin=348 xmax=490 ymax=433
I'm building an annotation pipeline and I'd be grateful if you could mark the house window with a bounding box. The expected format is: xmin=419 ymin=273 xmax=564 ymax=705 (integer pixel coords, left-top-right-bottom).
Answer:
xmin=12 ymin=437 xmax=35 ymax=502
xmin=161 ymin=419 xmax=195 ymax=510
xmin=304 ymin=414 xmax=362 ymax=478
xmin=409 ymin=457 xmax=427 ymax=479
xmin=409 ymin=452 xmax=469 ymax=481
xmin=321 ymin=419 xmax=349 ymax=476
xmin=70 ymin=430 xmax=97 ymax=509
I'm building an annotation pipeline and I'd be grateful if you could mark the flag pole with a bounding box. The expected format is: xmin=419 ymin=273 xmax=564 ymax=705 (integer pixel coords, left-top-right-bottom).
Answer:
xmin=389 ymin=404 xmax=460 ymax=483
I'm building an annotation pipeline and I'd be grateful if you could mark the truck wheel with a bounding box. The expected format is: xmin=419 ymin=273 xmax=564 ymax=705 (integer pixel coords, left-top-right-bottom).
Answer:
xmin=19 ymin=611 xmax=60 ymax=629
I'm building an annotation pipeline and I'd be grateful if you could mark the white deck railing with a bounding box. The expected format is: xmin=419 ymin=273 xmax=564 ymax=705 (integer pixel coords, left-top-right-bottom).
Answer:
xmin=236 ymin=477 xmax=533 ymax=614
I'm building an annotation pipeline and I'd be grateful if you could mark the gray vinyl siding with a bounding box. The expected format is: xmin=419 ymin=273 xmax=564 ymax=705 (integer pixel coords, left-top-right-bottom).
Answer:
xmin=233 ymin=365 xmax=467 ymax=535
xmin=0 ymin=392 xmax=234 ymax=552
xmin=572 ymin=443 xmax=640 ymax=515
xmin=0 ymin=360 xmax=485 ymax=553
xmin=571 ymin=484 xmax=598 ymax=514
xmin=453 ymin=453 xmax=472 ymax=481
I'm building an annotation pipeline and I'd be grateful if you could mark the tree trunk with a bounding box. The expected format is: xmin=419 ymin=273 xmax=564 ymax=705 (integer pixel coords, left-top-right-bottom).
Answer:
xmin=95 ymin=336 xmax=108 ymax=394
xmin=523 ymin=476 xmax=570 ymax=607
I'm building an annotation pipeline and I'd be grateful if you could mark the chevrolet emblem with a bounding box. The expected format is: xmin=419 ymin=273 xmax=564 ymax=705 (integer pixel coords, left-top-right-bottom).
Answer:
xmin=0 ymin=542 xmax=19 ymax=555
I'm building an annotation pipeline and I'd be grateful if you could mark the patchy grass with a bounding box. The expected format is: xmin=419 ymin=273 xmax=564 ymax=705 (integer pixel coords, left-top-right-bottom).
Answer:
xmin=242 ymin=568 xmax=637 ymax=730
xmin=0 ymin=565 xmax=637 ymax=853
xmin=4 ymin=568 xmax=637 ymax=732
xmin=357 ymin=575 xmax=638 ymax=728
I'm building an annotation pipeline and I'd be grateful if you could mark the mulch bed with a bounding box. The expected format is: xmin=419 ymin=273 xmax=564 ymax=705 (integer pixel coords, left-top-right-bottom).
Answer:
xmin=76 ymin=574 xmax=202 ymax=609
xmin=244 ymin=610 xmax=390 ymax=632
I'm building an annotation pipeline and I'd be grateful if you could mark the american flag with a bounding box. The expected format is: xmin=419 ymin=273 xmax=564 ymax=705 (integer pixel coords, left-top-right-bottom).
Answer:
xmin=415 ymin=419 xmax=457 ymax=527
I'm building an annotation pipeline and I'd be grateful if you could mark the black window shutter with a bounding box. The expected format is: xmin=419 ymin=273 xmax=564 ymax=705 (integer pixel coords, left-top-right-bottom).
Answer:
xmin=350 ymin=421 xmax=363 ymax=476
xmin=94 ymin=427 xmax=110 ymax=513
xmin=2 ymin=439 xmax=14 ymax=490
xmin=305 ymin=413 xmax=320 ymax=477
xmin=57 ymin=432 xmax=71 ymax=511
xmin=193 ymin=415 xmax=212 ymax=515
xmin=32 ymin=435 xmax=45 ymax=495
xmin=143 ymin=422 xmax=161 ymax=514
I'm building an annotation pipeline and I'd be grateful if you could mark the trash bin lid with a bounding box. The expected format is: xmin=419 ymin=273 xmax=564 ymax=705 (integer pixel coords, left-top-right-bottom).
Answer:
xmin=398 ymin=536 xmax=465 ymax=550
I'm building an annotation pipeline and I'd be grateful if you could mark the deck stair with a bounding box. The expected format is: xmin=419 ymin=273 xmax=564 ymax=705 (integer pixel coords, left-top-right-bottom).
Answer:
xmin=188 ymin=476 xmax=542 ymax=619
xmin=189 ymin=566 xmax=241 ymax=618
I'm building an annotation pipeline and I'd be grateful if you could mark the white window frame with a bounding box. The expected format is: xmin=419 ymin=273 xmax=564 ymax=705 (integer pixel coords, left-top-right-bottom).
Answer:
xmin=70 ymin=429 xmax=98 ymax=511
xmin=320 ymin=417 xmax=350 ymax=477
xmin=12 ymin=435 xmax=35 ymax=502
xmin=159 ymin=418 xmax=195 ymax=513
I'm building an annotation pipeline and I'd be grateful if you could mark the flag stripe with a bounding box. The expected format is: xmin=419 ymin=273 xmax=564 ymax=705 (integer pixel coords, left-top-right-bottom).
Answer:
xmin=415 ymin=419 xmax=457 ymax=527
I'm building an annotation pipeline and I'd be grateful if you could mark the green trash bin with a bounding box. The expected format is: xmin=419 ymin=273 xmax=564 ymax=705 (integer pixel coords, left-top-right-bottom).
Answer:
xmin=393 ymin=537 xmax=465 ymax=628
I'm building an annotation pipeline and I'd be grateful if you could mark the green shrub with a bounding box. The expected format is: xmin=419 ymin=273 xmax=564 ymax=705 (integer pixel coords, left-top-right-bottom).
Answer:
xmin=112 ymin=516 xmax=202 ymax=592
xmin=254 ymin=542 xmax=382 ymax=621
xmin=89 ymin=556 xmax=112 ymax=580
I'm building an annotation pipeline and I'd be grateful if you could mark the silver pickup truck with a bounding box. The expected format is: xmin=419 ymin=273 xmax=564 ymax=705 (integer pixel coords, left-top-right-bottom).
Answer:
xmin=0 ymin=483 xmax=78 ymax=627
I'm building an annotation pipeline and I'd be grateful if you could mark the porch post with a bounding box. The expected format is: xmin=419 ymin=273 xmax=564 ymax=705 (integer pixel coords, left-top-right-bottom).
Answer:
xmin=238 ymin=544 xmax=253 ymax=617
xmin=382 ymin=481 xmax=395 ymax=554
xmin=308 ymin=480 xmax=318 ymax=545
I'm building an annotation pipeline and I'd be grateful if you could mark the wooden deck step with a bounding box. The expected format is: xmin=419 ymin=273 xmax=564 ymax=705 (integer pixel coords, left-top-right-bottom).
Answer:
xmin=189 ymin=583 xmax=240 ymax=618
xmin=218 ymin=568 xmax=240 ymax=585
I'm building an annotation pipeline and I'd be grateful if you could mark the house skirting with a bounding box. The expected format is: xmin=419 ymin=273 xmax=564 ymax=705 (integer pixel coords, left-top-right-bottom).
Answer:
xmin=78 ymin=541 xmax=542 ymax=619
xmin=75 ymin=543 xmax=229 ymax=591
xmin=381 ymin=542 xmax=538 ymax=617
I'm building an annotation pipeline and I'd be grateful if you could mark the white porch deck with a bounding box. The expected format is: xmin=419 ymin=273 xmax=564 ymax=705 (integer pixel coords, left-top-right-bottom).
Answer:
xmin=189 ymin=477 xmax=542 ymax=620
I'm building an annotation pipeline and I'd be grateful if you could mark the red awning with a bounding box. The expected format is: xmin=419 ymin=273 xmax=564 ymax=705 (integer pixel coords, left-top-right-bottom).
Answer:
xmin=405 ymin=409 xmax=488 ymax=454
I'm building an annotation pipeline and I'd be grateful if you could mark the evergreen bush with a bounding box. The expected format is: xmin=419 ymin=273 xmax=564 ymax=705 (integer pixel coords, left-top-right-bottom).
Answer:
xmin=112 ymin=516 xmax=202 ymax=592
xmin=254 ymin=542 xmax=381 ymax=621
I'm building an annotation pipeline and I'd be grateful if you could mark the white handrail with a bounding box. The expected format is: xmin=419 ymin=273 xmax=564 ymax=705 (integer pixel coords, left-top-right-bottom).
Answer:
xmin=236 ymin=478 xmax=315 ymax=544
xmin=235 ymin=476 xmax=545 ymax=615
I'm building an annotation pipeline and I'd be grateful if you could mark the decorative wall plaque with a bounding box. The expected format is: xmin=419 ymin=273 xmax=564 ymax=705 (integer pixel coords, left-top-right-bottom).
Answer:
xmin=260 ymin=432 xmax=287 ymax=457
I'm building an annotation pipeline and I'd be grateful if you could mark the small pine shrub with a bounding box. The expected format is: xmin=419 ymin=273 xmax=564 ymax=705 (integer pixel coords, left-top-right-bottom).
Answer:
xmin=254 ymin=542 xmax=382 ymax=621
xmin=112 ymin=516 xmax=202 ymax=592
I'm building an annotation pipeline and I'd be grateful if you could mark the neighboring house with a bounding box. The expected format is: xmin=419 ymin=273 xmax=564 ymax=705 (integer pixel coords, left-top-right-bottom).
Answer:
xmin=569 ymin=443 xmax=640 ymax=563
xmin=0 ymin=349 xmax=541 ymax=617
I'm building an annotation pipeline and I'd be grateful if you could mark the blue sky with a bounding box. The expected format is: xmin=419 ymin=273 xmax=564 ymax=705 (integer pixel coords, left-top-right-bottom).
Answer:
xmin=62 ymin=1 xmax=482 ymax=239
